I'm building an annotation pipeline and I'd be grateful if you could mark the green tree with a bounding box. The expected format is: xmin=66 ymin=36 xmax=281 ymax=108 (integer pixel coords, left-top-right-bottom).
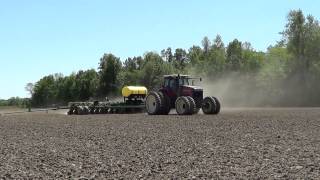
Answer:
xmin=282 ymin=10 xmax=320 ymax=105
xmin=32 ymin=75 xmax=56 ymax=106
xmin=212 ymin=34 xmax=225 ymax=50
xmin=25 ymin=83 xmax=34 ymax=97
xmin=76 ymin=69 xmax=99 ymax=101
xmin=226 ymin=39 xmax=242 ymax=71
xmin=140 ymin=52 xmax=174 ymax=89
xmin=241 ymin=48 xmax=264 ymax=73
xmin=257 ymin=46 xmax=290 ymax=104
xmin=206 ymin=35 xmax=226 ymax=76
xmin=56 ymin=73 xmax=77 ymax=103
xmin=188 ymin=45 xmax=203 ymax=65
xmin=98 ymin=53 xmax=122 ymax=96
xmin=161 ymin=47 xmax=173 ymax=62
xmin=202 ymin=36 xmax=211 ymax=55
xmin=120 ymin=57 xmax=144 ymax=86
xmin=123 ymin=57 xmax=137 ymax=71
xmin=173 ymin=48 xmax=188 ymax=71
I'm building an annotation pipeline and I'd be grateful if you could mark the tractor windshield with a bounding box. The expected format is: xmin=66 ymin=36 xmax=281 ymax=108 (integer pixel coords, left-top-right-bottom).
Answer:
xmin=179 ymin=78 xmax=190 ymax=86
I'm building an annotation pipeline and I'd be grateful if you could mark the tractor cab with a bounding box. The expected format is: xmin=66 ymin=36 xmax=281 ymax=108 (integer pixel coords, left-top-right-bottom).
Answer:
xmin=160 ymin=74 xmax=204 ymax=109
xmin=162 ymin=74 xmax=190 ymax=95
xmin=162 ymin=74 xmax=202 ymax=88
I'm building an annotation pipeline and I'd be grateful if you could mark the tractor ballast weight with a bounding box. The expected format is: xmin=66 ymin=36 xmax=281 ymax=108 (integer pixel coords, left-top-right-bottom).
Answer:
xmin=145 ymin=74 xmax=220 ymax=115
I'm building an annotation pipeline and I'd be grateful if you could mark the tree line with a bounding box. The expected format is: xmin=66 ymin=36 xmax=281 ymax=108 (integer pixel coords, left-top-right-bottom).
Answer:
xmin=0 ymin=97 xmax=29 ymax=107
xmin=26 ymin=10 xmax=320 ymax=107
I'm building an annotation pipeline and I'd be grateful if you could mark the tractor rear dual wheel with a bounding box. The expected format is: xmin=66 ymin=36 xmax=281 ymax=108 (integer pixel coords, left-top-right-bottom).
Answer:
xmin=146 ymin=91 xmax=162 ymax=115
xmin=158 ymin=92 xmax=171 ymax=115
xmin=202 ymin=96 xmax=220 ymax=114
xmin=146 ymin=91 xmax=171 ymax=115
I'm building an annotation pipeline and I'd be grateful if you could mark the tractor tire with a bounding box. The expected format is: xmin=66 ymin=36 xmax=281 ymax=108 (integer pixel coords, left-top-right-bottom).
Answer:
xmin=175 ymin=96 xmax=191 ymax=115
xmin=212 ymin=97 xmax=221 ymax=114
xmin=186 ymin=96 xmax=197 ymax=115
xmin=104 ymin=108 xmax=109 ymax=114
xmin=68 ymin=107 xmax=74 ymax=115
xmin=146 ymin=91 xmax=162 ymax=115
xmin=98 ymin=107 xmax=103 ymax=114
xmin=202 ymin=96 xmax=218 ymax=114
xmin=81 ymin=106 xmax=87 ymax=115
xmin=101 ymin=108 xmax=107 ymax=114
xmin=73 ymin=108 xmax=78 ymax=115
xmin=77 ymin=106 xmax=83 ymax=115
xmin=158 ymin=91 xmax=171 ymax=115
xmin=93 ymin=107 xmax=99 ymax=114
xmin=89 ymin=107 xmax=94 ymax=114
xmin=83 ymin=106 xmax=89 ymax=114
xmin=67 ymin=110 xmax=72 ymax=115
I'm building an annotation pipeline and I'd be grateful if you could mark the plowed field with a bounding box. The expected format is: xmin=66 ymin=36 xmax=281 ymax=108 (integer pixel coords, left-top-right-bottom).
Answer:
xmin=1 ymin=108 xmax=320 ymax=179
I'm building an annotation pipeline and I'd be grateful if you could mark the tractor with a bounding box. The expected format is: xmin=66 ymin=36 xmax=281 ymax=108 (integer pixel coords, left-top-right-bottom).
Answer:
xmin=145 ymin=74 xmax=220 ymax=115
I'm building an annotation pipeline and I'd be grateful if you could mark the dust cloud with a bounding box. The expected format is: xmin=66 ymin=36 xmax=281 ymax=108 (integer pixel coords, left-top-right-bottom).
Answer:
xmin=196 ymin=71 xmax=319 ymax=107
xmin=197 ymin=72 xmax=289 ymax=107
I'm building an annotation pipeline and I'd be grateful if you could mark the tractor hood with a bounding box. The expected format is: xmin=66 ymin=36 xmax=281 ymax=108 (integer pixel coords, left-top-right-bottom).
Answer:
xmin=182 ymin=85 xmax=203 ymax=91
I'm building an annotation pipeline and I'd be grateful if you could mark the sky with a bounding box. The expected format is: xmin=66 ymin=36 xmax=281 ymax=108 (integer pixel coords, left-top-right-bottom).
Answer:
xmin=0 ymin=0 xmax=319 ymax=99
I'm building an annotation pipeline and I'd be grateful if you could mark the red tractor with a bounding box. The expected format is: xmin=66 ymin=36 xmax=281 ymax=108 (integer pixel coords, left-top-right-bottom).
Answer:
xmin=145 ymin=74 xmax=220 ymax=115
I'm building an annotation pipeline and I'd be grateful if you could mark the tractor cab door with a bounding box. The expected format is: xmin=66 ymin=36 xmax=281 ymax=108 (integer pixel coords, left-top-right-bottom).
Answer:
xmin=163 ymin=77 xmax=178 ymax=97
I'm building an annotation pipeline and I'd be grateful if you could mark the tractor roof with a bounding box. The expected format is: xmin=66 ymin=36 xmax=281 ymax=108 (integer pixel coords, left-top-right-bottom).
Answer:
xmin=163 ymin=74 xmax=190 ymax=78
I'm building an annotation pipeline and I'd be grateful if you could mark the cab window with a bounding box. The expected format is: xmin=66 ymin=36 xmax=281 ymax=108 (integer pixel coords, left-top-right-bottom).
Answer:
xmin=169 ymin=79 xmax=176 ymax=89
xmin=179 ymin=78 xmax=189 ymax=86
xmin=164 ymin=79 xmax=170 ymax=87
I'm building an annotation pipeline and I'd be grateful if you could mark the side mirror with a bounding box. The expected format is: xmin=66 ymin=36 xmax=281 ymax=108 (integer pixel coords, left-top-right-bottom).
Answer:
xmin=200 ymin=78 xmax=202 ymax=81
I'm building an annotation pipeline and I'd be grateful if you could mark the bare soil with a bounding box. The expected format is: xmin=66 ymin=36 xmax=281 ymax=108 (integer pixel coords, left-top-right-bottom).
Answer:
xmin=0 ymin=108 xmax=320 ymax=179
xmin=0 ymin=107 xmax=26 ymax=114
